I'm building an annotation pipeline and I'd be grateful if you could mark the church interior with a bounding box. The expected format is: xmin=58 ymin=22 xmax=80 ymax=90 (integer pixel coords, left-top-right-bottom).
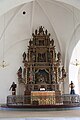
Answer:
xmin=1 ymin=0 xmax=80 ymax=119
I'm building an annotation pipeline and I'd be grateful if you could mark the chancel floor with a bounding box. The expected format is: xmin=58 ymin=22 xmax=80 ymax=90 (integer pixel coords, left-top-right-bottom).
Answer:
xmin=1 ymin=118 xmax=80 ymax=120
xmin=1 ymin=107 xmax=80 ymax=118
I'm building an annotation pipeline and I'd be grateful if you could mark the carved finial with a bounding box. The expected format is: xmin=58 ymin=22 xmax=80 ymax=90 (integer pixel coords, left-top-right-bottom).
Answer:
xmin=35 ymin=29 xmax=37 ymax=35
xmin=17 ymin=66 xmax=22 ymax=79
xmin=45 ymin=29 xmax=48 ymax=35
xmin=22 ymin=52 xmax=26 ymax=62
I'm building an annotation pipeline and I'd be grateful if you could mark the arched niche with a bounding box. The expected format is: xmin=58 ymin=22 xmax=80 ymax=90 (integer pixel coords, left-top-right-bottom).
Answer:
xmin=69 ymin=40 xmax=80 ymax=94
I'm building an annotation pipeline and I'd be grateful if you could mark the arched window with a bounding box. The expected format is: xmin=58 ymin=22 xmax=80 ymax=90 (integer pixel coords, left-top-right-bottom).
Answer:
xmin=69 ymin=40 xmax=80 ymax=94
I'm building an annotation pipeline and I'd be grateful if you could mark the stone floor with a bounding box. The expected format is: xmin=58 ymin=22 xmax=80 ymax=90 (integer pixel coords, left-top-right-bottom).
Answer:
xmin=0 ymin=107 xmax=80 ymax=118
xmin=0 ymin=118 xmax=80 ymax=120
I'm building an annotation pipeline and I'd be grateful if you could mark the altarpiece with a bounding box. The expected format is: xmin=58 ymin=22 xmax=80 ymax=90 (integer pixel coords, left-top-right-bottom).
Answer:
xmin=17 ymin=26 xmax=66 ymax=105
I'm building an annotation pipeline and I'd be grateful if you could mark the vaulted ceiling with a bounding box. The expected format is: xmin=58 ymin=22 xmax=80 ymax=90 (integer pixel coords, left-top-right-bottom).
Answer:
xmin=0 ymin=0 xmax=80 ymax=71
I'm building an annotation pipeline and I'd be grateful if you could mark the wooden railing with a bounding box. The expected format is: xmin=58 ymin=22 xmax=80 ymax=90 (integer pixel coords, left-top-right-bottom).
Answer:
xmin=7 ymin=94 xmax=80 ymax=106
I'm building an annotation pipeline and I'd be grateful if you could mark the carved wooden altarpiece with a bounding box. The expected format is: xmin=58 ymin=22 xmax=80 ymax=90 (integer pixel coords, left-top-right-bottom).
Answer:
xmin=17 ymin=26 xmax=66 ymax=104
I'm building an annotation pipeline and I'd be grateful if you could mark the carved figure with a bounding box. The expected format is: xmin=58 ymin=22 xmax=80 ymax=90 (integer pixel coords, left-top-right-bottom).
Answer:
xmin=29 ymin=39 xmax=32 ymax=46
xmin=23 ymin=67 xmax=26 ymax=79
xmin=39 ymin=26 xmax=43 ymax=34
xmin=17 ymin=66 xmax=22 ymax=79
xmin=35 ymin=29 xmax=37 ymax=35
xmin=38 ymin=75 xmax=45 ymax=83
xmin=69 ymin=81 xmax=75 ymax=94
xmin=62 ymin=66 xmax=66 ymax=78
xmin=9 ymin=82 xmax=17 ymax=95
xmin=57 ymin=52 xmax=61 ymax=61
xmin=51 ymin=39 xmax=54 ymax=46
xmin=45 ymin=29 xmax=48 ymax=35
xmin=22 ymin=52 xmax=26 ymax=61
